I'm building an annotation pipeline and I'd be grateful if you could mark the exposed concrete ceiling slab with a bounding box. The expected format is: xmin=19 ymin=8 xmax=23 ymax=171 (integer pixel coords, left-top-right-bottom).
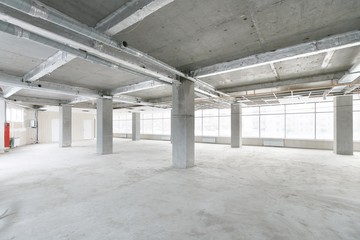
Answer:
xmin=115 ymin=0 xmax=360 ymax=71
xmin=0 ymin=31 xmax=57 ymax=76
xmin=14 ymin=89 xmax=75 ymax=101
xmin=38 ymin=0 xmax=129 ymax=27
xmin=200 ymin=64 xmax=277 ymax=89
xmin=41 ymin=58 xmax=148 ymax=91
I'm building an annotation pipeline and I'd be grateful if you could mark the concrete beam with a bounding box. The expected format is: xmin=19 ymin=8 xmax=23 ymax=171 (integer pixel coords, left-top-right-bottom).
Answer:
xmin=172 ymin=77 xmax=195 ymax=168
xmin=59 ymin=104 xmax=71 ymax=147
xmin=97 ymin=98 xmax=113 ymax=155
xmin=193 ymin=31 xmax=360 ymax=78
xmin=111 ymin=80 xmax=163 ymax=95
xmin=2 ymin=86 xmax=22 ymax=98
xmin=220 ymin=72 xmax=344 ymax=93
xmin=334 ymin=95 xmax=353 ymax=155
xmin=7 ymin=95 xmax=65 ymax=106
xmin=23 ymin=51 xmax=76 ymax=83
xmin=96 ymin=0 xmax=174 ymax=35
xmin=0 ymin=72 xmax=101 ymax=99
xmin=339 ymin=62 xmax=360 ymax=84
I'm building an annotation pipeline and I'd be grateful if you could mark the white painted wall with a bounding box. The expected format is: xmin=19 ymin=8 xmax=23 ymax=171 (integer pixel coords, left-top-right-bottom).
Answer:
xmin=38 ymin=109 xmax=96 ymax=143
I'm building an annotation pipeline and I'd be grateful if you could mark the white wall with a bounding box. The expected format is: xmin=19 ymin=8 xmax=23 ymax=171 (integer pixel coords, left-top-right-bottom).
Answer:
xmin=6 ymin=103 xmax=37 ymax=147
xmin=38 ymin=108 xmax=96 ymax=143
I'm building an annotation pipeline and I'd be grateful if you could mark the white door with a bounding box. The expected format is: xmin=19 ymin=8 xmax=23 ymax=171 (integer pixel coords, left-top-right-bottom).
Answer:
xmin=51 ymin=119 xmax=59 ymax=142
xmin=83 ymin=119 xmax=92 ymax=140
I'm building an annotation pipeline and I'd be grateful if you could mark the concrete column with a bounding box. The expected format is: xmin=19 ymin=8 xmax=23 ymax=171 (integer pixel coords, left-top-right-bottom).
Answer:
xmin=231 ymin=103 xmax=242 ymax=148
xmin=334 ymin=95 xmax=353 ymax=155
xmin=59 ymin=104 xmax=72 ymax=147
xmin=132 ymin=112 xmax=140 ymax=141
xmin=0 ymin=99 xmax=5 ymax=153
xmin=97 ymin=98 xmax=113 ymax=154
xmin=171 ymin=78 xmax=194 ymax=168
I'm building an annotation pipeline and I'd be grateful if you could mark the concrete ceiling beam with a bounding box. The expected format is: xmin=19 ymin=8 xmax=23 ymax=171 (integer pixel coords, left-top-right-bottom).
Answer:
xmin=23 ymin=51 xmax=76 ymax=83
xmin=0 ymin=72 xmax=101 ymax=99
xmin=6 ymin=95 xmax=66 ymax=106
xmin=96 ymin=0 xmax=174 ymax=35
xmin=339 ymin=61 xmax=360 ymax=84
xmin=2 ymin=86 xmax=22 ymax=98
xmin=193 ymin=31 xmax=360 ymax=78
xmin=219 ymin=72 xmax=345 ymax=93
xmin=112 ymin=80 xmax=164 ymax=95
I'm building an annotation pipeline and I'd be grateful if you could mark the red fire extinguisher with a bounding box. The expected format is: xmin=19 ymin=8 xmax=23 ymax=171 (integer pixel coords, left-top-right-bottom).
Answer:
xmin=4 ymin=122 xmax=10 ymax=148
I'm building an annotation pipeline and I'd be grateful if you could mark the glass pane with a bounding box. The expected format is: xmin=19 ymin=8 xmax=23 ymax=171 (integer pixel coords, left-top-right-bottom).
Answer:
xmin=316 ymin=102 xmax=333 ymax=113
xmin=219 ymin=109 xmax=230 ymax=117
xmin=153 ymin=119 xmax=163 ymax=134
xmin=203 ymin=109 xmax=219 ymax=117
xmin=354 ymin=112 xmax=360 ymax=141
xmin=143 ymin=119 xmax=153 ymax=134
xmin=119 ymin=121 xmax=126 ymax=133
xmin=195 ymin=118 xmax=202 ymax=136
xmin=242 ymin=106 xmax=259 ymax=115
xmin=219 ymin=116 xmax=230 ymax=137
xmin=153 ymin=112 xmax=163 ymax=119
xmin=354 ymin=100 xmax=360 ymax=112
xmin=113 ymin=121 xmax=120 ymax=133
xmin=6 ymin=108 xmax=10 ymax=122
xmin=125 ymin=120 xmax=132 ymax=133
xmin=260 ymin=114 xmax=285 ymax=138
xmin=243 ymin=116 xmax=259 ymax=138
xmin=316 ymin=113 xmax=333 ymax=140
xmin=163 ymin=110 xmax=171 ymax=119
xmin=260 ymin=105 xmax=284 ymax=115
xmin=286 ymin=103 xmax=315 ymax=113
xmin=163 ymin=119 xmax=171 ymax=135
xmin=195 ymin=110 xmax=202 ymax=117
xmin=286 ymin=113 xmax=315 ymax=139
xmin=203 ymin=117 xmax=218 ymax=136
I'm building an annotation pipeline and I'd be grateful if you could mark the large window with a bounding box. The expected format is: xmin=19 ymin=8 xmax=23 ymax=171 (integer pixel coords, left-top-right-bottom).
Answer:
xmin=113 ymin=111 xmax=131 ymax=134
xmin=120 ymin=98 xmax=359 ymax=142
xmin=286 ymin=104 xmax=315 ymax=139
xmin=315 ymin=102 xmax=333 ymax=140
xmin=6 ymin=107 xmax=24 ymax=123
xmin=260 ymin=105 xmax=285 ymax=138
xmin=242 ymin=107 xmax=259 ymax=138
xmin=141 ymin=110 xmax=171 ymax=135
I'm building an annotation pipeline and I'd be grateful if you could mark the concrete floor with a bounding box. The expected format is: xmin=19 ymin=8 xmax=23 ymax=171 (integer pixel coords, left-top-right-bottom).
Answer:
xmin=1 ymin=139 xmax=360 ymax=240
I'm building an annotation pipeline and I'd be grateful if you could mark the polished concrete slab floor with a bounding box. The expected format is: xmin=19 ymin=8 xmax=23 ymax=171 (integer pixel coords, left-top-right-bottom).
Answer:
xmin=1 ymin=139 xmax=360 ymax=240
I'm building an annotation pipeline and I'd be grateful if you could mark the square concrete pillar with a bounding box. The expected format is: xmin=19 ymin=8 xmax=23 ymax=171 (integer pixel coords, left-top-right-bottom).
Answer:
xmin=0 ymin=99 xmax=5 ymax=153
xmin=132 ymin=112 xmax=140 ymax=141
xmin=97 ymin=98 xmax=113 ymax=155
xmin=334 ymin=95 xmax=353 ymax=155
xmin=231 ymin=103 xmax=242 ymax=148
xmin=59 ymin=104 xmax=72 ymax=147
xmin=171 ymin=78 xmax=194 ymax=168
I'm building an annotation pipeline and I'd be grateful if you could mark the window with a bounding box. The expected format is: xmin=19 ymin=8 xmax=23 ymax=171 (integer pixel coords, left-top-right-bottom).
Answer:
xmin=260 ymin=114 xmax=285 ymax=138
xmin=6 ymin=107 xmax=24 ymax=123
xmin=316 ymin=102 xmax=333 ymax=140
xmin=113 ymin=111 xmax=131 ymax=134
xmin=286 ymin=104 xmax=315 ymax=139
xmin=243 ymin=116 xmax=259 ymax=138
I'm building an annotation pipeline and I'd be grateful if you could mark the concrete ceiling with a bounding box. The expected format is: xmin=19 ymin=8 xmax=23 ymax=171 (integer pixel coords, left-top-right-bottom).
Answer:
xmin=0 ymin=0 xmax=359 ymax=108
